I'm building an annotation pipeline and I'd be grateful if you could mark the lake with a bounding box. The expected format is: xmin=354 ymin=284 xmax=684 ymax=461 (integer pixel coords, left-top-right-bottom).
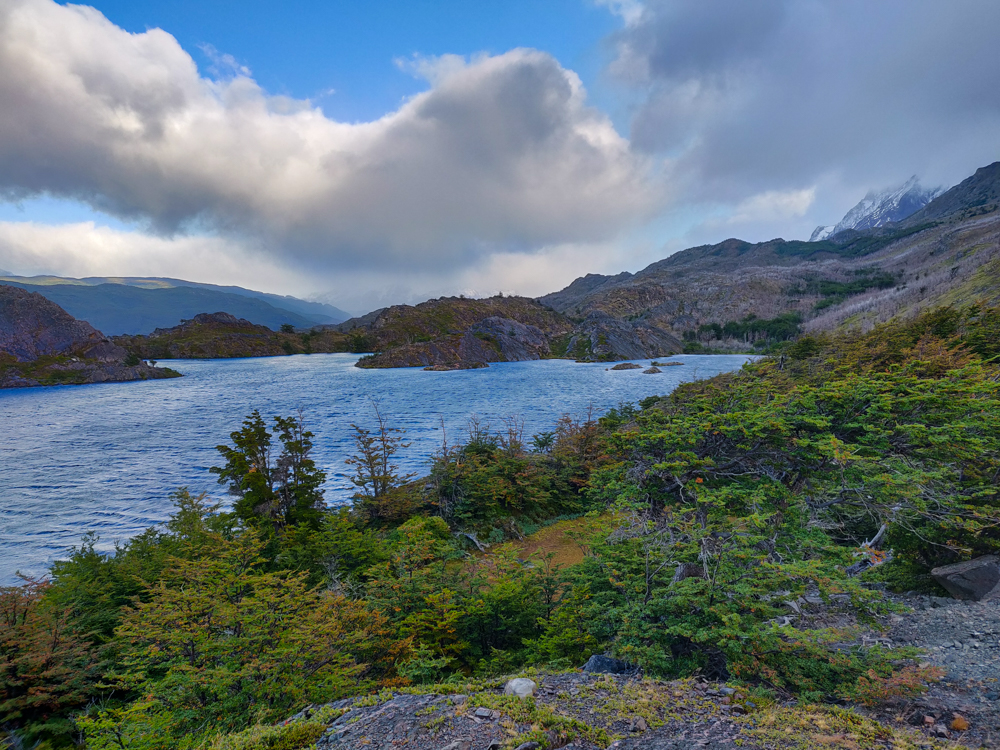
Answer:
xmin=0 ymin=353 xmax=753 ymax=582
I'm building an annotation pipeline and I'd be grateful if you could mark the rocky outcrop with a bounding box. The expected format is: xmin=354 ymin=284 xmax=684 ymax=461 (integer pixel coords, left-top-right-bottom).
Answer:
xmin=931 ymin=556 xmax=1000 ymax=601
xmin=357 ymin=315 xmax=555 ymax=369
xmin=0 ymin=284 xmax=179 ymax=388
xmin=562 ymin=311 xmax=682 ymax=362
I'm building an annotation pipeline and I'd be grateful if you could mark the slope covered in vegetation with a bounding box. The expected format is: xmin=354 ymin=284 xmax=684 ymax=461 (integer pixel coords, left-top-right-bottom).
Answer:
xmin=114 ymin=312 xmax=353 ymax=360
xmin=2 ymin=303 xmax=998 ymax=748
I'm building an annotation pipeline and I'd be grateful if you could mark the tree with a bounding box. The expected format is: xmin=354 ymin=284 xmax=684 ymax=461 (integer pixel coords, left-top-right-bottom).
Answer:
xmin=81 ymin=531 xmax=390 ymax=747
xmin=212 ymin=410 xmax=327 ymax=531
xmin=0 ymin=577 xmax=99 ymax=746
xmin=345 ymin=401 xmax=416 ymax=523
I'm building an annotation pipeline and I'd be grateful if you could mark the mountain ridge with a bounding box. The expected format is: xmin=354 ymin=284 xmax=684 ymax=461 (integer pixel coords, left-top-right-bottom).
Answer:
xmin=810 ymin=176 xmax=942 ymax=241
xmin=0 ymin=274 xmax=350 ymax=334
xmin=0 ymin=279 xmax=340 ymax=335
xmin=539 ymin=160 xmax=1000 ymax=348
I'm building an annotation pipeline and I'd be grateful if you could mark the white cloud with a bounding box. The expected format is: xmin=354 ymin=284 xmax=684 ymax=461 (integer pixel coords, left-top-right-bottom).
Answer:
xmin=0 ymin=219 xmax=641 ymax=315
xmin=594 ymin=0 xmax=645 ymax=26
xmin=0 ymin=221 xmax=308 ymax=294
xmin=0 ymin=0 xmax=658 ymax=275
xmin=727 ymin=188 xmax=815 ymax=225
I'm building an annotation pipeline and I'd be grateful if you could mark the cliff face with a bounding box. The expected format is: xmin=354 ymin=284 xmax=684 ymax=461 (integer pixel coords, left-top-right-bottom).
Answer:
xmin=0 ymin=284 xmax=180 ymax=388
xmin=357 ymin=315 xmax=555 ymax=368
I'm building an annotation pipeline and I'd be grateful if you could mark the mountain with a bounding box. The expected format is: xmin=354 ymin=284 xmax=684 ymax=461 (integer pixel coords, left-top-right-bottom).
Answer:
xmin=901 ymin=161 xmax=1000 ymax=225
xmin=809 ymin=176 xmax=943 ymax=241
xmin=541 ymin=161 xmax=1000 ymax=347
xmin=0 ymin=278 xmax=340 ymax=335
xmin=0 ymin=285 xmax=179 ymax=388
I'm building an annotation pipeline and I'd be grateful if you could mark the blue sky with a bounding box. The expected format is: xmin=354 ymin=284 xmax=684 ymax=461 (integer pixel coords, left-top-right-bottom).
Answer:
xmin=1 ymin=0 xmax=999 ymax=312
xmin=70 ymin=0 xmax=624 ymax=123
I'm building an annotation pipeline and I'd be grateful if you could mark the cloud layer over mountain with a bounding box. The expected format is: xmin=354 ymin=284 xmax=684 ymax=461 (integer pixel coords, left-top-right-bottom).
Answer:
xmin=612 ymin=0 xmax=1000 ymax=207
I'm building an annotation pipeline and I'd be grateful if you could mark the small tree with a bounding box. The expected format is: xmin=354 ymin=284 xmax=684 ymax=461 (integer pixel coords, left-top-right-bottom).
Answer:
xmin=0 ymin=577 xmax=99 ymax=746
xmin=212 ymin=410 xmax=327 ymax=531
xmin=80 ymin=531 xmax=385 ymax=747
xmin=346 ymin=401 xmax=416 ymax=523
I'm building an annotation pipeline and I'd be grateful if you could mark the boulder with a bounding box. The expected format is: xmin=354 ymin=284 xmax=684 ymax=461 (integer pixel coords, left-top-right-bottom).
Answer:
xmin=672 ymin=562 xmax=705 ymax=583
xmin=931 ymin=555 xmax=1000 ymax=601
xmin=581 ymin=654 xmax=634 ymax=674
xmin=503 ymin=678 xmax=536 ymax=699
xmin=642 ymin=366 xmax=662 ymax=374
xmin=610 ymin=362 xmax=642 ymax=370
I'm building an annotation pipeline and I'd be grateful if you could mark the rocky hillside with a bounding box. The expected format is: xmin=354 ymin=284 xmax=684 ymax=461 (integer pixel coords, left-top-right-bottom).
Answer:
xmin=114 ymin=312 xmax=352 ymax=359
xmin=0 ymin=284 xmax=179 ymax=388
xmin=333 ymin=295 xmax=682 ymax=368
xmin=540 ymin=161 xmax=1000 ymax=344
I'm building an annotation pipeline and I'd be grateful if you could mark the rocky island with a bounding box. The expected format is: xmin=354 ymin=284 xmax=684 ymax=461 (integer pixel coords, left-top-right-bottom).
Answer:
xmin=114 ymin=311 xmax=350 ymax=360
xmin=0 ymin=285 xmax=180 ymax=388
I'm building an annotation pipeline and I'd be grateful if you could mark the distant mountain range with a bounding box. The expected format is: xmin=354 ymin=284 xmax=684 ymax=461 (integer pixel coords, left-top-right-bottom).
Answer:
xmin=0 ymin=275 xmax=349 ymax=335
xmin=810 ymin=176 xmax=943 ymax=241
xmin=539 ymin=161 xmax=1000 ymax=341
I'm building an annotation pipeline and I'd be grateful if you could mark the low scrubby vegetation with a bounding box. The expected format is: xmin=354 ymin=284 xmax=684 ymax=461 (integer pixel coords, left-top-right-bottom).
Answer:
xmin=2 ymin=303 xmax=999 ymax=748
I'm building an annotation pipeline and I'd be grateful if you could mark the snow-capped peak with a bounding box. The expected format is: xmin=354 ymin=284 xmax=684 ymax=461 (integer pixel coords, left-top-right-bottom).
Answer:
xmin=810 ymin=176 xmax=944 ymax=241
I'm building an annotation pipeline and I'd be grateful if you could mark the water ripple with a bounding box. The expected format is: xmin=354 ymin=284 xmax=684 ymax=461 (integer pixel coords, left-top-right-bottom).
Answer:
xmin=0 ymin=353 xmax=752 ymax=582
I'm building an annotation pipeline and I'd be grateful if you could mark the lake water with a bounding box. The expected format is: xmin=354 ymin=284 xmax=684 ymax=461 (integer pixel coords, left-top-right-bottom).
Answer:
xmin=0 ymin=353 xmax=753 ymax=582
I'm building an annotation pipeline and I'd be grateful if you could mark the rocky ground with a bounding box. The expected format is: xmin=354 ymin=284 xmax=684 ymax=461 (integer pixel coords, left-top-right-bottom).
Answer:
xmin=870 ymin=593 xmax=1000 ymax=748
xmin=288 ymin=668 xmax=964 ymax=750
xmin=271 ymin=589 xmax=1000 ymax=750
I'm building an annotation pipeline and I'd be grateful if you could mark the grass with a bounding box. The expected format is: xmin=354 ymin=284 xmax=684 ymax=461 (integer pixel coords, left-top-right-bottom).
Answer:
xmin=505 ymin=515 xmax=610 ymax=569
xmin=741 ymin=704 xmax=953 ymax=749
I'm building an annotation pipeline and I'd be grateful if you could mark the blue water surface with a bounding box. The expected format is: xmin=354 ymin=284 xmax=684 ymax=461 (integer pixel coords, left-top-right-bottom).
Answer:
xmin=0 ymin=353 xmax=752 ymax=582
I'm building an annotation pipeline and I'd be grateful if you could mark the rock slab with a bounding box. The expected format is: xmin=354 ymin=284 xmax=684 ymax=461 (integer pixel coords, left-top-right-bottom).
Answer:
xmin=581 ymin=654 xmax=635 ymax=675
xmin=931 ymin=555 xmax=1000 ymax=601
xmin=503 ymin=678 xmax=537 ymax=699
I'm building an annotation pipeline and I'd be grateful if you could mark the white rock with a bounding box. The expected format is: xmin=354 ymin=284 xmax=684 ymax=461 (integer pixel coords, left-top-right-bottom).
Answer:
xmin=503 ymin=678 xmax=537 ymax=699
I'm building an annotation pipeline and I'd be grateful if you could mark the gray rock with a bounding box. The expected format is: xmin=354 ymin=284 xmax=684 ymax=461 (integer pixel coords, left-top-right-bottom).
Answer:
xmin=437 ymin=741 xmax=472 ymax=750
xmin=0 ymin=284 xmax=177 ymax=388
xmin=672 ymin=563 xmax=705 ymax=583
xmin=563 ymin=310 xmax=682 ymax=363
xmin=642 ymin=366 xmax=661 ymax=374
xmin=931 ymin=556 xmax=1000 ymax=601
xmin=582 ymin=654 xmax=634 ymax=674
xmin=503 ymin=678 xmax=537 ymax=699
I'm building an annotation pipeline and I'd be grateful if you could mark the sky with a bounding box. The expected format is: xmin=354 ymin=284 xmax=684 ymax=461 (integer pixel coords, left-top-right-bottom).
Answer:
xmin=0 ymin=0 xmax=998 ymax=314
